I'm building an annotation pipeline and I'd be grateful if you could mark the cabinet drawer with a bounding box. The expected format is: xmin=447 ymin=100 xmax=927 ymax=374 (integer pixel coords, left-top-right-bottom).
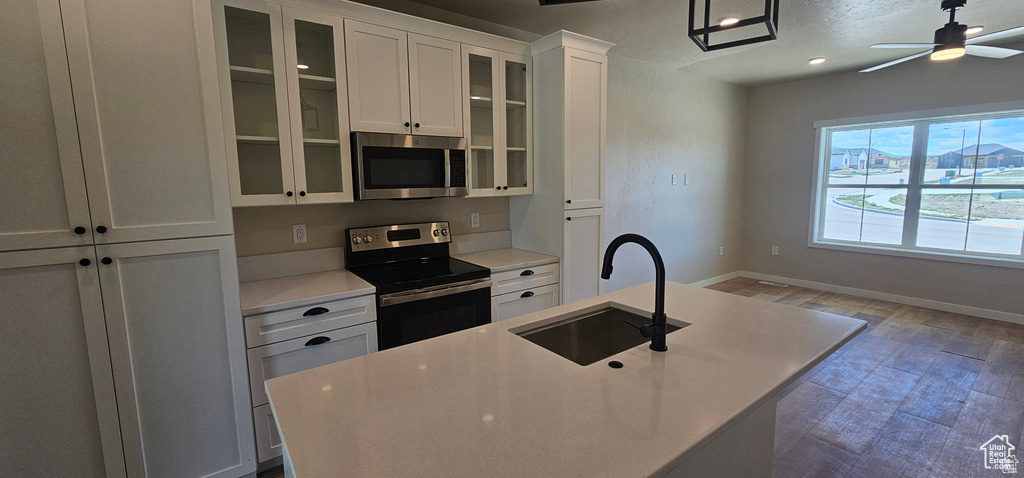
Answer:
xmin=244 ymin=295 xmax=376 ymax=347
xmin=247 ymin=322 xmax=378 ymax=407
xmin=490 ymin=263 xmax=558 ymax=296
xmin=491 ymin=283 xmax=559 ymax=322
xmin=253 ymin=404 xmax=282 ymax=463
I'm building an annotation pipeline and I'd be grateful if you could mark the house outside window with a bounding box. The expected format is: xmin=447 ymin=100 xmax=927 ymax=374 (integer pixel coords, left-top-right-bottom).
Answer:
xmin=811 ymin=106 xmax=1024 ymax=267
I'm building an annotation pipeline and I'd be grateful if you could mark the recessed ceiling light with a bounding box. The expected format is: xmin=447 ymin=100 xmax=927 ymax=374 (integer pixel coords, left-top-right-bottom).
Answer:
xmin=297 ymin=64 xmax=310 ymax=70
xmin=809 ymin=57 xmax=826 ymax=65
xmin=719 ymin=17 xmax=740 ymax=27
xmin=965 ymin=25 xmax=984 ymax=35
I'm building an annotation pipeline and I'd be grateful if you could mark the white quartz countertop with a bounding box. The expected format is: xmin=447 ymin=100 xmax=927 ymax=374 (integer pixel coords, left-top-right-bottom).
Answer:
xmin=265 ymin=281 xmax=865 ymax=477
xmin=453 ymin=247 xmax=558 ymax=273
xmin=238 ymin=270 xmax=374 ymax=316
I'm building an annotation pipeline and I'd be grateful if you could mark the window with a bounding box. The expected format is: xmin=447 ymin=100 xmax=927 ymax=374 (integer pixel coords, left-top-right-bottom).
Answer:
xmin=812 ymin=108 xmax=1024 ymax=265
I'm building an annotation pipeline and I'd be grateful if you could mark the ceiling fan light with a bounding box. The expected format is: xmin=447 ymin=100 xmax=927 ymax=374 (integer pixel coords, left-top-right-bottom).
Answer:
xmin=965 ymin=25 xmax=984 ymax=34
xmin=930 ymin=46 xmax=966 ymax=61
xmin=809 ymin=57 xmax=826 ymax=65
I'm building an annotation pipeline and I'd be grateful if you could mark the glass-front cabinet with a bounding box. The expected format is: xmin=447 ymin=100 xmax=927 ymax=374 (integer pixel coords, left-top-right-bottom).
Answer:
xmin=463 ymin=46 xmax=532 ymax=196
xmin=213 ymin=0 xmax=353 ymax=206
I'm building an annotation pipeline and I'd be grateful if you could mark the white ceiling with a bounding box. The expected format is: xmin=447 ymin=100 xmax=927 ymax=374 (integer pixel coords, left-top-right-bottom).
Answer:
xmin=389 ymin=0 xmax=1024 ymax=86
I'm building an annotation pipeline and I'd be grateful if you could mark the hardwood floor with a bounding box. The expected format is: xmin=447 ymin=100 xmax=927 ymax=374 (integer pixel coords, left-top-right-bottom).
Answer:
xmin=707 ymin=277 xmax=1024 ymax=478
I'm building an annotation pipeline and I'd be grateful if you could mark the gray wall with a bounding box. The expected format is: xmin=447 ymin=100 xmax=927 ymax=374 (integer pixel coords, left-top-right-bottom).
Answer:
xmin=602 ymin=54 xmax=748 ymax=292
xmin=742 ymin=45 xmax=1024 ymax=315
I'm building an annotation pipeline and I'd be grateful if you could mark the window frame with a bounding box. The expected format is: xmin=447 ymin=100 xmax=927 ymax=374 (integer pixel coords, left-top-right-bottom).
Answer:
xmin=809 ymin=101 xmax=1024 ymax=269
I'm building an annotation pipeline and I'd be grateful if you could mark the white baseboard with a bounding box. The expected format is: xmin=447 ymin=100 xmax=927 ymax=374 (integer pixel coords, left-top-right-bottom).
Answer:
xmin=734 ymin=270 xmax=1024 ymax=326
xmin=689 ymin=271 xmax=742 ymax=288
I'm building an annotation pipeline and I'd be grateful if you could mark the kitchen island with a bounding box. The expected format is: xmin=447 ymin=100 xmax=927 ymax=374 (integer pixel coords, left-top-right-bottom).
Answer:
xmin=265 ymin=281 xmax=865 ymax=477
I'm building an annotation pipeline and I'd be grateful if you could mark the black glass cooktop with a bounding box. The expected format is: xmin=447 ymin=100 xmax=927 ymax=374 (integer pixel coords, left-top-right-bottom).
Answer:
xmin=348 ymin=257 xmax=489 ymax=295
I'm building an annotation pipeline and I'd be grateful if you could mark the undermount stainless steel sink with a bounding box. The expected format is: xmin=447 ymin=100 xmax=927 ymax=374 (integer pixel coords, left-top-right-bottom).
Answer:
xmin=512 ymin=303 xmax=690 ymax=366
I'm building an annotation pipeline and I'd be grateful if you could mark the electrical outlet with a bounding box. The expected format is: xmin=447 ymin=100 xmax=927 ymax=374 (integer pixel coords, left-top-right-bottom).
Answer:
xmin=471 ymin=212 xmax=480 ymax=228
xmin=671 ymin=174 xmax=678 ymax=186
xmin=293 ymin=224 xmax=307 ymax=244
xmin=719 ymin=246 xmax=724 ymax=256
xmin=771 ymin=245 xmax=779 ymax=256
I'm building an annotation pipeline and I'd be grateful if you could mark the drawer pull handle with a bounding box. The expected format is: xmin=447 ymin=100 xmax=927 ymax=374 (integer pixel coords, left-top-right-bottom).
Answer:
xmin=521 ymin=291 xmax=535 ymax=298
xmin=520 ymin=270 xmax=534 ymax=276
xmin=305 ymin=336 xmax=331 ymax=347
xmin=303 ymin=307 xmax=330 ymax=317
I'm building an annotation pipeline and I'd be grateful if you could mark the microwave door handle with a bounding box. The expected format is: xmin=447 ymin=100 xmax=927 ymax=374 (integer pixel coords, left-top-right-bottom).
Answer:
xmin=444 ymin=149 xmax=451 ymax=188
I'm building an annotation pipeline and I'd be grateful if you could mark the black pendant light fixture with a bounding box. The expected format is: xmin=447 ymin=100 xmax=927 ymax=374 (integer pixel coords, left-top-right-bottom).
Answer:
xmin=688 ymin=0 xmax=780 ymax=51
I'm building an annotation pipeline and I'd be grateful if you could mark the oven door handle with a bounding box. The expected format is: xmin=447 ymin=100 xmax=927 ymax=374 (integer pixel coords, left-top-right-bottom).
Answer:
xmin=379 ymin=278 xmax=491 ymax=307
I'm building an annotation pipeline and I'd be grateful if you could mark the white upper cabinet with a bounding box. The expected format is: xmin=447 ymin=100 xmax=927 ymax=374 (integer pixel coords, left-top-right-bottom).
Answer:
xmin=408 ymin=33 xmax=463 ymax=137
xmin=345 ymin=20 xmax=411 ymax=135
xmin=564 ymin=48 xmax=607 ymax=210
xmin=60 ymin=0 xmax=234 ymax=243
xmin=346 ymin=20 xmax=464 ymax=137
xmin=97 ymin=236 xmax=255 ymax=478
xmin=0 ymin=0 xmax=93 ymax=252
xmin=463 ymin=46 xmax=532 ymax=197
xmin=0 ymin=247 xmax=125 ymax=477
xmin=213 ymin=0 xmax=354 ymax=206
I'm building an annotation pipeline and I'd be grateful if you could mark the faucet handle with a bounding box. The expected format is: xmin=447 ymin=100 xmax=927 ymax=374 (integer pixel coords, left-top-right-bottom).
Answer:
xmin=623 ymin=320 xmax=659 ymax=338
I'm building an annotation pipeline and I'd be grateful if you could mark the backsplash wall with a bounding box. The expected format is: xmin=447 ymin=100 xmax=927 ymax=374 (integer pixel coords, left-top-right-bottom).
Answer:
xmin=233 ymin=197 xmax=510 ymax=257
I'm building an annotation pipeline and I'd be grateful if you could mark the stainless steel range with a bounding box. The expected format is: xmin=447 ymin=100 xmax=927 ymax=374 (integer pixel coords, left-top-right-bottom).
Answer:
xmin=345 ymin=221 xmax=491 ymax=350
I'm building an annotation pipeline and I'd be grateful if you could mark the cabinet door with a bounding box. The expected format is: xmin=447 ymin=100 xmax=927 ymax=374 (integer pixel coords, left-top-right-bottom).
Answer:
xmin=60 ymin=0 xmax=234 ymax=242
xmin=344 ymin=20 xmax=411 ymax=134
xmin=501 ymin=53 xmax=533 ymax=195
xmin=408 ymin=33 xmax=463 ymax=137
xmin=462 ymin=46 xmax=502 ymax=196
xmin=0 ymin=247 xmax=124 ymax=477
xmin=253 ymin=404 xmax=284 ymax=463
xmin=96 ymin=236 xmax=255 ymax=478
xmin=212 ymin=0 xmax=297 ymax=206
xmin=284 ymin=7 xmax=354 ymax=204
xmin=563 ymin=208 xmax=604 ymax=304
xmin=492 ymin=283 xmax=559 ymax=322
xmin=563 ymin=48 xmax=606 ymax=210
xmin=0 ymin=0 xmax=93 ymax=252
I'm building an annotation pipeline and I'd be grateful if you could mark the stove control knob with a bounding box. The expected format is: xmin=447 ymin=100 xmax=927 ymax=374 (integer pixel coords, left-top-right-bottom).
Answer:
xmin=353 ymin=236 xmax=362 ymax=244
xmin=433 ymin=229 xmax=440 ymax=237
xmin=441 ymin=228 xmax=448 ymax=236
xmin=363 ymin=235 xmax=373 ymax=243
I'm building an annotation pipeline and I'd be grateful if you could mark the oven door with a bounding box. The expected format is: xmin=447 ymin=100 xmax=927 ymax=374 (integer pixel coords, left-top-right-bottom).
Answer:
xmin=377 ymin=278 xmax=491 ymax=350
xmin=353 ymin=132 xmax=453 ymax=200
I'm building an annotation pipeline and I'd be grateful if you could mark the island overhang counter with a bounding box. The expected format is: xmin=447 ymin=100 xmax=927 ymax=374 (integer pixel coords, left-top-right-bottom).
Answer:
xmin=265 ymin=281 xmax=866 ymax=477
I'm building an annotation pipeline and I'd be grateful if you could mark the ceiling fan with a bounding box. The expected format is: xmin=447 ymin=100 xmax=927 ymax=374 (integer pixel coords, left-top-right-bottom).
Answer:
xmin=860 ymin=0 xmax=1024 ymax=72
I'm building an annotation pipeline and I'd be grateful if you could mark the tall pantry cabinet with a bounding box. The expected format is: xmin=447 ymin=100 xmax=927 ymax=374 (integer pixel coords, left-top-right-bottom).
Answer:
xmin=511 ymin=31 xmax=613 ymax=304
xmin=1 ymin=0 xmax=255 ymax=477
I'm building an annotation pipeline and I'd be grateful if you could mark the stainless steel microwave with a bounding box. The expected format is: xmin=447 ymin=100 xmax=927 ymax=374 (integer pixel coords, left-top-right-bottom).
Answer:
xmin=351 ymin=132 xmax=468 ymax=200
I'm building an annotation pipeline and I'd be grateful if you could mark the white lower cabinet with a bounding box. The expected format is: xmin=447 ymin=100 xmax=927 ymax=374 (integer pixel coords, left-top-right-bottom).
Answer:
xmin=492 ymin=283 xmax=559 ymax=322
xmin=97 ymin=236 xmax=255 ymax=478
xmin=243 ymin=295 xmax=377 ymax=463
xmin=0 ymin=247 xmax=125 ymax=477
xmin=563 ymin=208 xmax=604 ymax=304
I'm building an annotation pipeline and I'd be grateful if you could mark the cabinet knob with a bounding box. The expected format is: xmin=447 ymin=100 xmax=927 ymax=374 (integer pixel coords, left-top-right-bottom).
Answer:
xmin=299 ymin=191 xmax=306 ymax=197
xmin=566 ymin=199 xmax=571 ymax=204
xmin=566 ymin=217 xmax=572 ymax=221
xmin=79 ymin=258 xmax=91 ymax=267
xmin=495 ymin=186 xmax=501 ymax=190
xmin=414 ymin=123 xmax=420 ymax=128
xmin=405 ymin=122 xmax=411 ymax=128
xmin=95 ymin=225 xmax=107 ymax=234
xmin=521 ymin=291 xmax=535 ymax=298
xmin=304 ymin=336 xmax=331 ymax=347
xmin=74 ymin=226 xmax=87 ymax=235
xmin=101 ymin=257 xmax=112 ymax=265
xmin=286 ymin=191 xmax=293 ymax=197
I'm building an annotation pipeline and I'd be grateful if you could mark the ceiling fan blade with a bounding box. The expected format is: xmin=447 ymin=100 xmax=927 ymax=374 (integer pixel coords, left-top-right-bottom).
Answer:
xmin=871 ymin=43 xmax=937 ymax=48
xmin=860 ymin=51 xmax=931 ymax=73
xmin=965 ymin=45 xmax=1023 ymax=59
xmin=967 ymin=25 xmax=1024 ymax=44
